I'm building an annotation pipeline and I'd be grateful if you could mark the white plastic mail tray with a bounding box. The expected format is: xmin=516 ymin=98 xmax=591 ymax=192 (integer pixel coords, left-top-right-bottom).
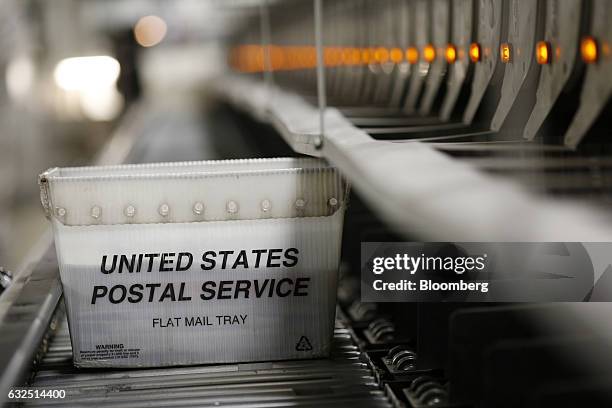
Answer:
xmin=39 ymin=157 xmax=347 ymax=368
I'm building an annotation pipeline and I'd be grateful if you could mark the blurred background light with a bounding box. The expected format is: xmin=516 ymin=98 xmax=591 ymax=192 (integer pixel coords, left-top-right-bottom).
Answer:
xmin=5 ymin=55 xmax=35 ymax=102
xmin=134 ymin=15 xmax=167 ymax=47
xmin=53 ymin=56 xmax=123 ymax=121
xmin=54 ymin=56 xmax=120 ymax=91
xmin=80 ymin=86 xmax=124 ymax=121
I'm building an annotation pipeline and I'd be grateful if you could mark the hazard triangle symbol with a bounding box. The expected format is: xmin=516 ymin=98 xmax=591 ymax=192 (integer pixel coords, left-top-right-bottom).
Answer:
xmin=295 ymin=335 xmax=313 ymax=351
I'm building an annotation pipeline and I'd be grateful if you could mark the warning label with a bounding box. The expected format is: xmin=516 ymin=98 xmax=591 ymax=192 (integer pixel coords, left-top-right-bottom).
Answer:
xmin=79 ymin=344 xmax=140 ymax=361
xmin=295 ymin=336 xmax=313 ymax=351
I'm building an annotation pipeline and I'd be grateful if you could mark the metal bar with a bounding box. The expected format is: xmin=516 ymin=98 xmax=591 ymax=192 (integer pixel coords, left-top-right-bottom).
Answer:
xmin=0 ymin=246 xmax=61 ymax=399
xmin=314 ymin=0 xmax=326 ymax=148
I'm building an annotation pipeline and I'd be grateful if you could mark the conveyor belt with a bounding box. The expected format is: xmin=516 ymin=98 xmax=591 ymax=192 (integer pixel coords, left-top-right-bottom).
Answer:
xmin=24 ymin=316 xmax=389 ymax=408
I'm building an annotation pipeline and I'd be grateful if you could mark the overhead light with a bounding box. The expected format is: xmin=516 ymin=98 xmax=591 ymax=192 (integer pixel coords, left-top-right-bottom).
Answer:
xmin=54 ymin=56 xmax=120 ymax=91
xmin=406 ymin=47 xmax=419 ymax=64
xmin=390 ymin=48 xmax=403 ymax=63
xmin=423 ymin=44 xmax=436 ymax=63
xmin=581 ymin=36 xmax=599 ymax=64
xmin=500 ymin=43 xmax=512 ymax=63
xmin=5 ymin=55 xmax=35 ymax=102
xmin=469 ymin=43 xmax=481 ymax=62
xmin=536 ymin=41 xmax=551 ymax=65
xmin=446 ymin=44 xmax=457 ymax=64
xmin=375 ymin=47 xmax=390 ymax=64
xmin=134 ymin=15 xmax=168 ymax=48
xmin=53 ymin=56 xmax=122 ymax=121
xmin=350 ymin=48 xmax=362 ymax=65
xmin=361 ymin=48 xmax=372 ymax=64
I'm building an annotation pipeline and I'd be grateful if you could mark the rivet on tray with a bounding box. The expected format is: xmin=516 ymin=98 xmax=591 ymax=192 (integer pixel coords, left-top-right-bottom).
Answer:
xmin=55 ymin=206 xmax=66 ymax=218
xmin=90 ymin=205 xmax=102 ymax=219
xmin=226 ymin=200 xmax=239 ymax=214
xmin=295 ymin=198 xmax=306 ymax=210
xmin=193 ymin=201 xmax=205 ymax=215
xmin=261 ymin=199 xmax=272 ymax=212
xmin=328 ymin=197 xmax=338 ymax=207
xmin=158 ymin=203 xmax=170 ymax=217
xmin=124 ymin=205 xmax=136 ymax=218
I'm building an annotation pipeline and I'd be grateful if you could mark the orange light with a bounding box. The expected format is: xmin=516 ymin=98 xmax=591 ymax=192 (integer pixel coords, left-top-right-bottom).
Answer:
xmin=351 ymin=48 xmax=362 ymax=65
xmin=323 ymin=48 xmax=331 ymax=66
xmin=581 ymin=36 xmax=599 ymax=63
xmin=375 ymin=47 xmax=390 ymax=63
xmin=390 ymin=47 xmax=403 ymax=63
xmin=406 ymin=47 xmax=419 ymax=64
xmin=446 ymin=44 xmax=457 ymax=64
xmin=332 ymin=47 xmax=343 ymax=66
xmin=469 ymin=43 xmax=481 ymax=62
xmin=369 ymin=47 xmax=377 ymax=63
xmin=361 ymin=48 xmax=371 ymax=64
xmin=423 ymin=44 xmax=436 ymax=62
xmin=306 ymin=46 xmax=317 ymax=68
xmin=269 ymin=45 xmax=285 ymax=71
xmin=285 ymin=47 xmax=295 ymax=69
xmin=134 ymin=15 xmax=167 ymax=47
xmin=341 ymin=48 xmax=352 ymax=65
xmin=535 ymin=41 xmax=551 ymax=64
xmin=500 ymin=43 xmax=512 ymax=63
